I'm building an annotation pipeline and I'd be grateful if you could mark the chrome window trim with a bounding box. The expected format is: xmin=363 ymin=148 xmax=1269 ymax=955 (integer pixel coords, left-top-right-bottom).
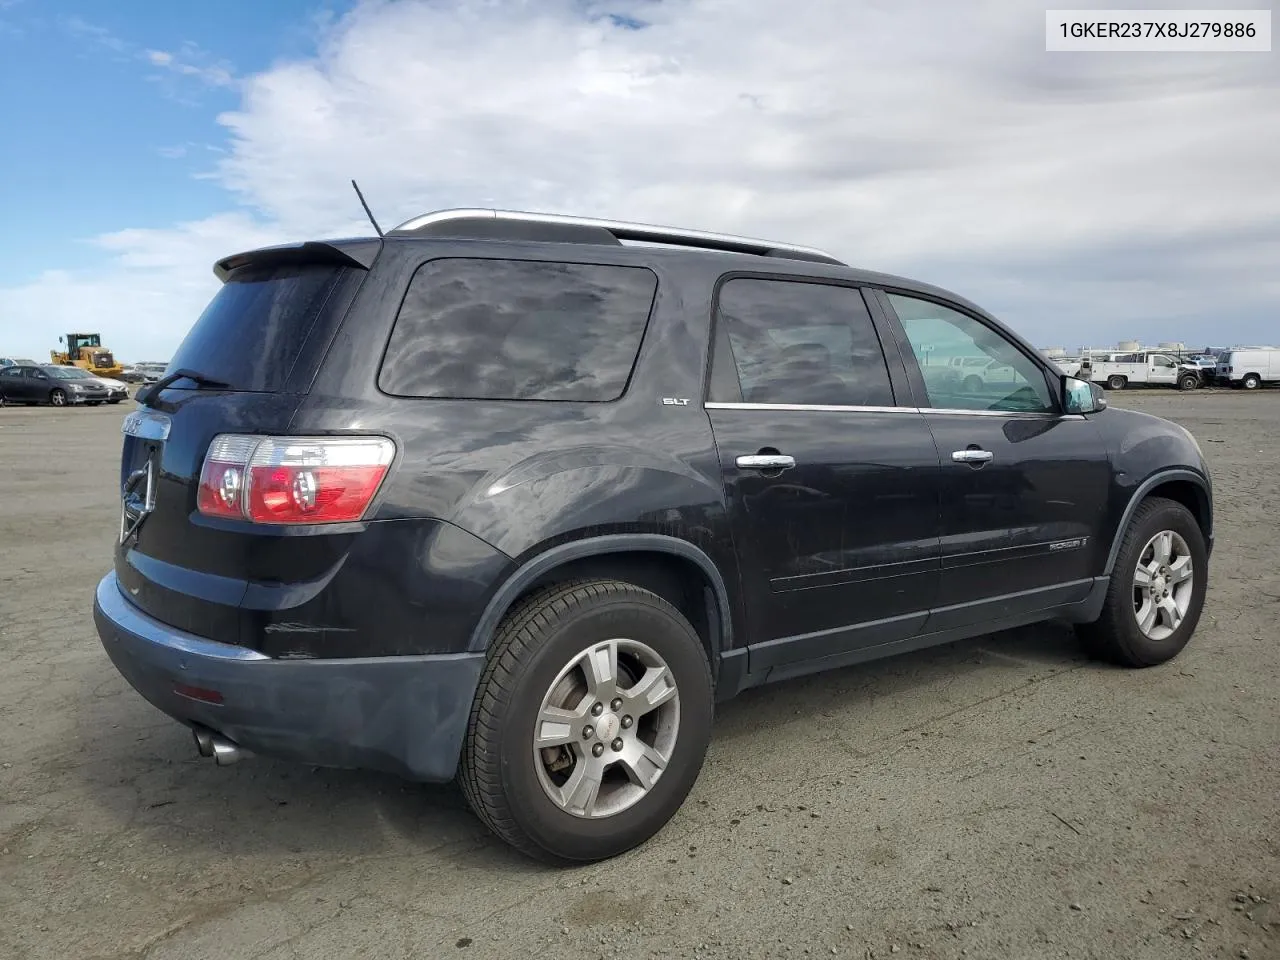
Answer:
xmin=705 ymin=401 xmax=1082 ymax=421
xmin=705 ymin=402 xmax=907 ymax=414
xmin=918 ymin=406 xmax=1062 ymax=419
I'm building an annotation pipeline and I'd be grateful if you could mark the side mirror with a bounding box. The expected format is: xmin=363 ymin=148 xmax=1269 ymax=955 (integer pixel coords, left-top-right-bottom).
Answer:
xmin=1062 ymin=375 xmax=1106 ymax=414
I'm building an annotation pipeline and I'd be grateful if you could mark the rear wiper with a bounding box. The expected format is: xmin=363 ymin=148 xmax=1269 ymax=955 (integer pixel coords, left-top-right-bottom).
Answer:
xmin=136 ymin=369 xmax=230 ymax=407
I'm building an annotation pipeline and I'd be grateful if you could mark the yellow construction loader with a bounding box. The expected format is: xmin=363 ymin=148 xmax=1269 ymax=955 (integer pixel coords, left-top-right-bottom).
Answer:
xmin=50 ymin=333 xmax=124 ymax=378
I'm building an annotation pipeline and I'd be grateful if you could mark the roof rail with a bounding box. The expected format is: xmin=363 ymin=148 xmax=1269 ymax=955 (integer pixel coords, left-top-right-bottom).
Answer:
xmin=385 ymin=208 xmax=846 ymax=266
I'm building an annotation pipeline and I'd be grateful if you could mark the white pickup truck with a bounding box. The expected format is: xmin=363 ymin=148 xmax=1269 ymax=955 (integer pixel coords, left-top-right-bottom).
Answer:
xmin=1081 ymin=351 xmax=1203 ymax=391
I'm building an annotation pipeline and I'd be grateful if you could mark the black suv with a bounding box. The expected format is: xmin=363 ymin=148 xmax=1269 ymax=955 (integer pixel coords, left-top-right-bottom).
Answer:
xmin=93 ymin=209 xmax=1213 ymax=863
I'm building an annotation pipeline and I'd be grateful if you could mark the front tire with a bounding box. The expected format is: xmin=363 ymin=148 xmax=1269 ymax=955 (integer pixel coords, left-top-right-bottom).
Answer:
xmin=49 ymin=389 xmax=66 ymax=407
xmin=1078 ymin=497 xmax=1207 ymax=667
xmin=459 ymin=579 xmax=713 ymax=864
xmin=1178 ymin=373 xmax=1199 ymax=391
xmin=1242 ymin=373 xmax=1261 ymax=390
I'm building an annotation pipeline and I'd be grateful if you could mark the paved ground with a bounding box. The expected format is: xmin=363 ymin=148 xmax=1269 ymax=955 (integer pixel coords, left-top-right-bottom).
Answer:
xmin=0 ymin=390 xmax=1276 ymax=960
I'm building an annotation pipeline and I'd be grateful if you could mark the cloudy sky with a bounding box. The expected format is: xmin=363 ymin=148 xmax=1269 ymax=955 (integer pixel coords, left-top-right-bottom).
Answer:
xmin=0 ymin=0 xmax=1276 ymax=363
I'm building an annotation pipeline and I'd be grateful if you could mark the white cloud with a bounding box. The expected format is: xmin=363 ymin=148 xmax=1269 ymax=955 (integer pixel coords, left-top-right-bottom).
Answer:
xmin=8 ymin=0 xmax=1279 ymax=361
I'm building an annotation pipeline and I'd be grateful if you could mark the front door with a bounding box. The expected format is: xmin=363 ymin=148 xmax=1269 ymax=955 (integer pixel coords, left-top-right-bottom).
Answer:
xmin=704 ymin=276 xmax=942 ymax=672
xmin=877 ymin=291 xmax=1111 ymax=632
xmin=1147 ymin=353 xmax=1179 ymax=386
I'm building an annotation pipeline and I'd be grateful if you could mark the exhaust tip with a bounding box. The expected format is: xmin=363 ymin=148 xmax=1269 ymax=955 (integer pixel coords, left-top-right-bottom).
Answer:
xmin=211 ymin=737 xmax=243 ymax=766
xmin=192 ymin=725 xmax=214 ymax=758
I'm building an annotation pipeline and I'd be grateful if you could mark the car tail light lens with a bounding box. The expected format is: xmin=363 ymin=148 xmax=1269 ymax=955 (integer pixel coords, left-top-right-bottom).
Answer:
xmin=197 ymin=435 xmax=395 ymax=525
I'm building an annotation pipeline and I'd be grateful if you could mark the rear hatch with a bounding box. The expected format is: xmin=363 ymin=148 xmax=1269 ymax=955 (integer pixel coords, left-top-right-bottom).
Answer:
xmin=113 ymin=241 xmax=378 ymax=647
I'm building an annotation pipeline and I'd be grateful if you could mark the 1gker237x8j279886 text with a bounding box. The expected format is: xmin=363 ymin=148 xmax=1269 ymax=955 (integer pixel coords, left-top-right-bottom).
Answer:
xmin=1046 ymin=10 xmax=1271 ymax=51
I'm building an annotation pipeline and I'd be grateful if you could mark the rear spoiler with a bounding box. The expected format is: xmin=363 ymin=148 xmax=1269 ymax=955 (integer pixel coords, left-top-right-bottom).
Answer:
xmin=213 ymin=238 xmax=382 ymax=281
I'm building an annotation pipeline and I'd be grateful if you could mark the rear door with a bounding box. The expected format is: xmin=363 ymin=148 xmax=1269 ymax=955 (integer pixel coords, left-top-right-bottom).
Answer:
xmin=0 ymin=366 xmax=27 ymax=400
xmin=873 ymin=289 xmax=1111 ymax=631
xmin=704 ymin=276 xmax=942 ymax=672
xmin=0 ymin=366 xmax=25 ymax=400
xmin=112 ymin=246 xmax=373 ymax=648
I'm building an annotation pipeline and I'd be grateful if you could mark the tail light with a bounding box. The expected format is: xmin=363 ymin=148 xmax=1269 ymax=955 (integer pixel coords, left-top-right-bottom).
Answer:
xmin=197 ymin=435 xmax=395 ymax=525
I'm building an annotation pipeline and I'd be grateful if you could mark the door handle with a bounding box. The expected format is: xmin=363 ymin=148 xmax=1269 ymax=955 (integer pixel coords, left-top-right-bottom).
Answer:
xmin=736 ymin=454 xmax=796 ymax=470
xmin=951 ymin=449 xmax=994 ymax=464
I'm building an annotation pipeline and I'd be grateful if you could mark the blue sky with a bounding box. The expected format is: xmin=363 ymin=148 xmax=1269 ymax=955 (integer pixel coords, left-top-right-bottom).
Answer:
xmin=1 ymin=1 xmax=1276 ymax=363
xmin=0 ymin=0 xmax=352 ymax=284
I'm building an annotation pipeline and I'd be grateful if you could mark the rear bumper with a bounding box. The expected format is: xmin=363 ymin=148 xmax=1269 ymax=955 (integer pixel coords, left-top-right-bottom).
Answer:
xmin=93 ymin=571 xmax=484 ymax=782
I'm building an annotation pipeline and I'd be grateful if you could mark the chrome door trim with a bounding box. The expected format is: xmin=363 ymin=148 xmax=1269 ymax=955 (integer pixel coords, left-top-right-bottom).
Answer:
xmin=705 ymin=400 xmax=1085 ymax=421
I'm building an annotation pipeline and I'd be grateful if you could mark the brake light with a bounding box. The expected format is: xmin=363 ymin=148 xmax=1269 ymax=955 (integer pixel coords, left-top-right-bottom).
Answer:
xmin=197 ymin=435 xmax=395 ymax=524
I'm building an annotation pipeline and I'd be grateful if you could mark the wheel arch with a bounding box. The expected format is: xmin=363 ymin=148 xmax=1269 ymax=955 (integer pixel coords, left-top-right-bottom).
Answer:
xmin=466 ymin=534 xmax=735 ymax=668
xmin=1103 ymin=469 xmax=1213 ymax=576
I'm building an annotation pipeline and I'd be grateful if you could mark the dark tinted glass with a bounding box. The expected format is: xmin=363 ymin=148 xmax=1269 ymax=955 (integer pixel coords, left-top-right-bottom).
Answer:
xmin=379 ymin=258 xmax=657 ymax=401
xmin=710 ymin=278 xmax=893 ymax=406
xmin=167 ymin=263 xmax=353 ymax=392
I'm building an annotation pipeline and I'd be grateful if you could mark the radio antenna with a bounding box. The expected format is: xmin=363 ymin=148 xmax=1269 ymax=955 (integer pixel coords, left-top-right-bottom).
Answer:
xmin=351 ymin=179 xmax=384 ymax=237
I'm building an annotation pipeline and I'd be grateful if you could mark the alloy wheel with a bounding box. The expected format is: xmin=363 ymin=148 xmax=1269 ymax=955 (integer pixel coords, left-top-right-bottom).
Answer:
xmin=1132 ymin=529 xmax=1195 ymax=641
xmin=533 ymin=638 xmax=680 ymax=819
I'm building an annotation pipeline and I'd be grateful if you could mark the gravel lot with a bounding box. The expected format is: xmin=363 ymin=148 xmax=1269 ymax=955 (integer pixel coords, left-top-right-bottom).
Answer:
xmin=1 ymin=391 xmax=1277 ymax=960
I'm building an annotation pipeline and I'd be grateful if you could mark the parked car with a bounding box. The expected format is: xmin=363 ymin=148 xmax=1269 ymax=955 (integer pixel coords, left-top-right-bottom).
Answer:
xmin=0 ymin=363 xmax=111 ymax=406
xmin=82 ymin=374 xmax=131 ymax=403
xmin=120 ymin=363 xmax=165 ymax=384
xmin=1216 ymin=347 xmax=1280 ymax=389
xmin=92 ymin=208 xmax=1214 ymax=864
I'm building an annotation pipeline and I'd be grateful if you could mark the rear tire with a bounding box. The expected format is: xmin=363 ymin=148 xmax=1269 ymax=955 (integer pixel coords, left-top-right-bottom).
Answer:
xmin=459 ymin=579 xmax=713 ymax=864
xmin=1107 ymin=375 xmax=1127 ymax=390
xmin=1077 ymin=497 xmax=1207 ymax=668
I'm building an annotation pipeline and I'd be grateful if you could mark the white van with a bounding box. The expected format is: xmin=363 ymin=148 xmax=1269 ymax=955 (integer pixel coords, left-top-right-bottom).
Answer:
xmin=1217 ymin=348 xmax=1280 ymax=389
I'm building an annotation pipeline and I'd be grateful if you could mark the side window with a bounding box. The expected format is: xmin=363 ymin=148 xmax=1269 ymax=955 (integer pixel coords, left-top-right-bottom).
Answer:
xmin=0 ymin=367 xmax=22 ymax=378
xmin=709 ymin=278 xmax=894 ymax=407
xmin=885 ymin=293 xmax=1055 ymax=414
xmin=379 ymin=258 xmax=658 ymax=401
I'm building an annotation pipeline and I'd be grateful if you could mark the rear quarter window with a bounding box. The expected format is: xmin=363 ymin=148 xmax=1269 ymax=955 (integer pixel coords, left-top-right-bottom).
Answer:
xmin=378 ymin=258 xmax=658 ymax=401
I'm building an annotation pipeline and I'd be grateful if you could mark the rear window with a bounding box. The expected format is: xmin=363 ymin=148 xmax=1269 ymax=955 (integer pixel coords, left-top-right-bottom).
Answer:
xmin=167 ymin=262 xmax=354 ymax=392
xmin=378 ymin=258 xmax=658 ymax=401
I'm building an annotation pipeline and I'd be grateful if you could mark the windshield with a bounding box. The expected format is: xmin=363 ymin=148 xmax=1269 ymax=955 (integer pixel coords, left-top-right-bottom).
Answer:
xmin=48 ymin=367 xmax=92 ymax=380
